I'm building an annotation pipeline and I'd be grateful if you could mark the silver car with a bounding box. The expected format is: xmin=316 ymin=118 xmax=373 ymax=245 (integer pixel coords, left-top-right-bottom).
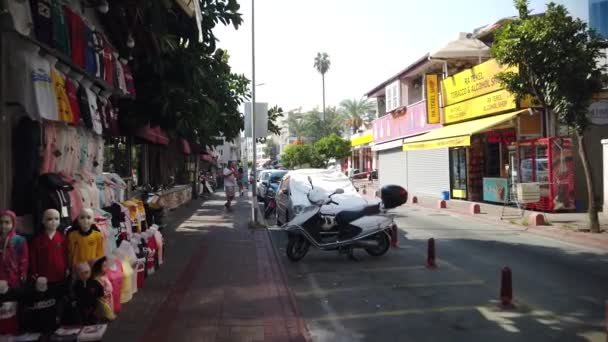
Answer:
xmin=256 ymin=169 xmax=287 ymax=202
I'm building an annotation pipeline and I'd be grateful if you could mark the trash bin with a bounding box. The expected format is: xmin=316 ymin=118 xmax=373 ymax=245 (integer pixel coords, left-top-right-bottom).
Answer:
xmin=441 ymin=191 xmax=450 ymax=201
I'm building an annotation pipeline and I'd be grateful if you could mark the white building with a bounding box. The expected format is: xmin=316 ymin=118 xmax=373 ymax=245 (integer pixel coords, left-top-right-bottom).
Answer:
xmin=213 ymin=137 xmax=241 ymax=167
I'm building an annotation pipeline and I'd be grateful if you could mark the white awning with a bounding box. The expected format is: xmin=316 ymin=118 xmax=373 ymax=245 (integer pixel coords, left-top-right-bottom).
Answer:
xmin=372 ymin=139 xmax=404 ymax=151
xmin=430 ymin=34 xmax=490 ymax=60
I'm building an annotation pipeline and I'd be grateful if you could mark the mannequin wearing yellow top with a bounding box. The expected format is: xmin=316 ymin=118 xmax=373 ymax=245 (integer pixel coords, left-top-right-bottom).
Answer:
xmin=67 ymin=208 xmax=105 ymax=268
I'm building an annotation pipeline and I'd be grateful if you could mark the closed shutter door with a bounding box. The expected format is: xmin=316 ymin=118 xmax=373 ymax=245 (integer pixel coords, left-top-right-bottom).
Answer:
xmin=407 ymin=148 xmax=450 ymax=198
xmin=378 ymin=148 xmax=407 ymax=189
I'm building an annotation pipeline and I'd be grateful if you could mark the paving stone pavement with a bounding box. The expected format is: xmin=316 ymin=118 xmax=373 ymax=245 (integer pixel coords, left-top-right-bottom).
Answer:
xmin=105 ymin=193 xmax=309 ymax=342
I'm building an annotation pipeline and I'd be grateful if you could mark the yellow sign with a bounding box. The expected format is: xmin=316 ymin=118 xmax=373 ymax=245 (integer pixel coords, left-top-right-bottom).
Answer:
xmin=351 ymin=133 xmax=373 ymax=147
xmin=403 ymin=136 xmax=470 ymax=151
xmin=441 ymin=59 xmax=517 ymax=106
xmin=444 ymin=89 xmax=517 ymax=124
xmin=452 ymin=189 xmax=467 ymax=199
xmin=426 ymin=74 xmax=440 ymax=124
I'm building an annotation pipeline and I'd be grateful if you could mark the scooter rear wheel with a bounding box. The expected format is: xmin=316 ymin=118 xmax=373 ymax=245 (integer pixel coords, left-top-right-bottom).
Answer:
xmin=365 ymin=232 xmax=390 ymax=257
xmin=286 ymin=235 xmax=310 ymax=262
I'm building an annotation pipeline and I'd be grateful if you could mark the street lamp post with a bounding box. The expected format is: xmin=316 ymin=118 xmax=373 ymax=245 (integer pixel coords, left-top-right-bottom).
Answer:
xmin=251 ymin=0 xmax=257 ymax=223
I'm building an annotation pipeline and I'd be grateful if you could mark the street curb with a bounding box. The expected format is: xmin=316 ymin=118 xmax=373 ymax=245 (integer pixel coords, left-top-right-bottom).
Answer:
xmin=408 ymin=203 xmax=608 ymax=251
xmin=264 ymin=228 xmax=312 ymax=342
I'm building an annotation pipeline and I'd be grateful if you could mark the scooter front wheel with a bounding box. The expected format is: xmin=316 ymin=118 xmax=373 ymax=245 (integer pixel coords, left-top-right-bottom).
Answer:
xmin=286 ymin=235 xmax=310 ymax=262
xmin=365 ymin=232 xmax=390 ymax=257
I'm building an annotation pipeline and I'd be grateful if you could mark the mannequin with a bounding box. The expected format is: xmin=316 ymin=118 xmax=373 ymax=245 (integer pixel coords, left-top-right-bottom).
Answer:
xmin=23 ymin=277 xmax=58 ymax=334
xmin=0 ymin=280 xmax=18 ymax=335
xmin=0 ymin=210 xmax=28 ymax=288
xmin=72 ymin=262 xmax=102 ymax=324
xmin=67 ymin=208 xmax=104 ymax=267
xmin=30 ymin=209 xmax=69 ymax=284
xmin=91 ymin=257 xmax=115 ymax=321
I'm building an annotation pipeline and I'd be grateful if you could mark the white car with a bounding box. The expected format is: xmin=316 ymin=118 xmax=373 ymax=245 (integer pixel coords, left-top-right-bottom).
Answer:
xmin=275 ymin=168 xmax=374 ymax=225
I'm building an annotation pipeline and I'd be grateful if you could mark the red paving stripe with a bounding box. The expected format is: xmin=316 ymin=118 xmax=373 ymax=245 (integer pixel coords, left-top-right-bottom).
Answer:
xmin=140 ymin=241 xmax=208 ymax=342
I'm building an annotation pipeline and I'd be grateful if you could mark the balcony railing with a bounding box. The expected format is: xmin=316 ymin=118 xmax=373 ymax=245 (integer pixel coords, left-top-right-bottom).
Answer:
xmin=372 ymin=99 xmax=441 ymax=144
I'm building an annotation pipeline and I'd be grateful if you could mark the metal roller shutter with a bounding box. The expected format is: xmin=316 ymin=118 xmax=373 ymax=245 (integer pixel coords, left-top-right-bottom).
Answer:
xmin=378 ymin=147 xmax=408 ymax=189
xmin=407 ymin=148 xmax=450 ymax=198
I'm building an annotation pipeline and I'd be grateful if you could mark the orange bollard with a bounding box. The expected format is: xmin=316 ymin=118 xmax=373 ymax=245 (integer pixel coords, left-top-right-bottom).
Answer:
xmin=390 ymin=224 xmax=399 ymax=248
xmin=426 ymin=238 xmax=436 ymax=269
xmin=500 ymin=267 xmax=514 ymax=308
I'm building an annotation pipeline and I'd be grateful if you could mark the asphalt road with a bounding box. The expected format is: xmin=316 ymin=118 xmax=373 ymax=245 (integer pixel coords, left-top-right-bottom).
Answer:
xmin=267 ymin=205 xmax=608 ymax=342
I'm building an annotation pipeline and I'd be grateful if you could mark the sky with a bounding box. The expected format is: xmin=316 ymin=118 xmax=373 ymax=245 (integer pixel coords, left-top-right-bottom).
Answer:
xmin=214 ymin=0 xmax=588 ymax=112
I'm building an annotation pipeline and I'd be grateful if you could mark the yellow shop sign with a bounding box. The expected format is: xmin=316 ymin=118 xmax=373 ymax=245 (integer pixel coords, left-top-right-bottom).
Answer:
xmin=444 ymin=89 xmax=517 ymax=124
xmin=351 ymin=133 xmax=373 ymax=147
xmin=402 ymin=136 xmax=471 ymax=151
xmin=441 ymin=59 xmax=517 ymax=106
xmin=426 ymin=74 xmax=440 ymax=124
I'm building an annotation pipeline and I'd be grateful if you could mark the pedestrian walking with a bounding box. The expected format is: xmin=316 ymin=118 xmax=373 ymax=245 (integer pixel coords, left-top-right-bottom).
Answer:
xmin=223 ymin=161 xmax=237 ymax=211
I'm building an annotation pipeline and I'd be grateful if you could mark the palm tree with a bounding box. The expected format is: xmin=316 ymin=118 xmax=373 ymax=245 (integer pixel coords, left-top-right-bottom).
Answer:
xmin=314 ymin=52 xmax=331 ymax=121
xmin=286 ymin=112 xmax=307 ymax=143
xmin=339 ymin=98 xmax=375 ymax=134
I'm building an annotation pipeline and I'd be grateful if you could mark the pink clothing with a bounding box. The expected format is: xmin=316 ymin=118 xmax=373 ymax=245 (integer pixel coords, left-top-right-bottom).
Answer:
xmin=40 ymin=122 xmax=58 ymax=174
xmin=97 ymin=275 xmax=114 ymax=313
xmin=106 ymin=261 xmax=123 ymax=313
xmin=0 ymin=211 xmax=28 ymax=288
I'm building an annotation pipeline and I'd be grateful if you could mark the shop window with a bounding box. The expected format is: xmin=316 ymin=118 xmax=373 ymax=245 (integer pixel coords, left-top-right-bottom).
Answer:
xmin=519 ymin=144 xmax=534 ymax=183
xmin=450 ymin=148 xmax=467 ymax=199
xmin=485 ymin=142 xmax=501 ymax=177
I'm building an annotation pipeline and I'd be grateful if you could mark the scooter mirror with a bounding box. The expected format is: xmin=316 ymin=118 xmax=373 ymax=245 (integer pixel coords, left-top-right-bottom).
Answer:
xmin=333 ymin=188 xmax=345 ymax=195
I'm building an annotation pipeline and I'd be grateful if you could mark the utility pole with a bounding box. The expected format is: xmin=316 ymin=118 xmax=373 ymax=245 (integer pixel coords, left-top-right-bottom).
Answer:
xmin=250 ymin=0 xmax=258 ymax=223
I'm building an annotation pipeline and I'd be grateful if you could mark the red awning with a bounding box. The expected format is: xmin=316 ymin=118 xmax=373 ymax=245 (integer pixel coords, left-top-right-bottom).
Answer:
xmin=135 ymin=124 xmax=170 ymax=145
xmin=180 ymin=139 xmax=191 ymax=155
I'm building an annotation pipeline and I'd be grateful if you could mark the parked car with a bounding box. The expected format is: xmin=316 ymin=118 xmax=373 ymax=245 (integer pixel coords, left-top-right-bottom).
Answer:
xmin=257 ymin=169 xmax=288 ymax=202
xmin=275 ymin=169 xmax=370 ymax=226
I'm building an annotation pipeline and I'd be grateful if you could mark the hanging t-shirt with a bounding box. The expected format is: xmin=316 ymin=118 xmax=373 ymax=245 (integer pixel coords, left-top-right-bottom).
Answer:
xmin=50 ymin=0 xmax=70 ymax=56
xmin=97 ymin=98 xmax=109 ymax=134
xmin=84 ymin=87 xmax=102 ymax=135
xmin=84 ymin=25 xmax=97 ymax=76
xmin=92 ymin=31 xmax=104 ymax=79
xmin=0 ymin=290 xmax=19 ymax=335
xmin=101 ymin=37 xmax=114 ymax=86
xmin=32 ymin=56 xmax=59 ymax=121
xmin=51 ymin=68 xmax=73 ymax=123
xmin=65 ymin=78 xmax=81 ymax=125
xmin=105 ymin=101 xmax=119 ymax=136
xmin=123 ymin=63 xmax=136 ymax=97
xmin=77 ymin=84 xmax=93 ymax=130
xmin=114 ymin=59 xmax=127 ymax=94
xmin=7 ymin=0 xmax=34 ymax=36
xmin=30 ymin=0 xmax=52 ymax=46
xmin=5 ymin=36 xmax=38 ymax=119
xmin=22 ymin=289 xmax=58 ymax=333
xmin=145 ymin=235 xmax=157 ymax=276
xmin=64 ymin=6 xmax=85 ymax=68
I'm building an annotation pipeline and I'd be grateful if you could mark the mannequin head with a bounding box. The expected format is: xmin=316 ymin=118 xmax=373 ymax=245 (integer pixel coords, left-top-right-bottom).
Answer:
xmin=78 ymin=209 xmax=95 ymax=232
xmin=35 ymin=277 xmax=48 ymax=292
xmin=0 ymin=280 xmax=8 ymax=294
xmin=75 ymin=262 xmax=91 ymax=282
xmin=0 ymin=210 xmax=16 ymax=237
xmin=43 ymin=209 xmax=60 ymax=234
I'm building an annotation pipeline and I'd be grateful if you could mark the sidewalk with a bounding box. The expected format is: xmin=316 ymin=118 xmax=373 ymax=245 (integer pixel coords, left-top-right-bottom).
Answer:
xmin=357 ymin=180 xmax=608 ymax=250
xmin=105 ymin=193 xmax=309 ymax=342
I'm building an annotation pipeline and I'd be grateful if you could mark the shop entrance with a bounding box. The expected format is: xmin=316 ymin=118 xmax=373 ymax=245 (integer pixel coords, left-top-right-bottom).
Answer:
xmin=449 ymin=147 xmax=467 ymax=199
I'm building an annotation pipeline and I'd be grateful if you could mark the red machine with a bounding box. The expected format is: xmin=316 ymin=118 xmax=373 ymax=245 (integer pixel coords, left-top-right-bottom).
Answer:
xmin=512 ymin=137 xmax=575 ymax=212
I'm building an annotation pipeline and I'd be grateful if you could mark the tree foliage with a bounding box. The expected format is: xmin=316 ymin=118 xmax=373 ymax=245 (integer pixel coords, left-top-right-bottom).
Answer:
xmin=286 ymin=107 xmax=344 ymax=144
xmin=314 ymin=134 xmax=351 ymax=167
xmin=117 ymin=1 xmax=250 ymax=148
xmin=281 ymin=145 xmax=315 ymax=169
xmin=314 ymin=52 xmax=331 ymax=75
xmin=263 ymin=140 xmax=278 ymax=160
xmin=491 ymin=0 xmax=607 ymax=232
xmin=339 ymin=98 xmax=376 ymax=133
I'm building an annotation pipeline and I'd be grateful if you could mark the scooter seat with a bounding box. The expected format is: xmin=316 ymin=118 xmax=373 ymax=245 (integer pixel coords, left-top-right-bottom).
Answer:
xmin=335 ymin=204 xmax=380 ymax=226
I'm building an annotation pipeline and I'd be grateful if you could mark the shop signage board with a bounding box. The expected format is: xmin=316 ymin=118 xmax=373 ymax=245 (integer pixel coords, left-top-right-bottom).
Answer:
xmin=425 ymin=74 xmax=440 ymax=124
xmin=444 ymin=89 xmax=518 ymax=124
xmin=588 ymin=100 xmax=608 ymax=125
xmin=441 ymin=59 xmax=517 ymax=106
xmin=351 ymin=133 xmax=373 ymax=147
xmin=485 ymin=129 xmax=516 ymax=144
xmin=403 ymin=135 xmax=470 ymax=151
xmin=483 ymin=177 xmax=509 ymax=203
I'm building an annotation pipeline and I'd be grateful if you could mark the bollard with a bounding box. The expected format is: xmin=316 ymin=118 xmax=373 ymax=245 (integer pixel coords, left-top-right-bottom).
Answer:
xmin=500 ymin=267 xmax=514 ymax=308
xmin=470 ymin=203 xmax=481 ymax=215
xmin=437 ymin=200 xmax=447 ymax=209
xmin=411 ymin=196 xmax=418 ymax=204
xmin=390 ymin=224 xmax=399 ymax=248
xmin=426 ymin=238 xmax=437 ymax=269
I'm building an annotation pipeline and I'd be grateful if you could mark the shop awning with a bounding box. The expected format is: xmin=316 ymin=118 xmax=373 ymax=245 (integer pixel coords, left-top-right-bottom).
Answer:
xmin=371 ymin=139 xmax=404 ymax=152
xmin=402 ymin=109 xmax=529 ymax=151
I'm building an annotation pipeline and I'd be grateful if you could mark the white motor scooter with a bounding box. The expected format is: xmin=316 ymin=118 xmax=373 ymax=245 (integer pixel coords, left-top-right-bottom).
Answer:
xmin=282 ymin=178 xmax=408 ymax=262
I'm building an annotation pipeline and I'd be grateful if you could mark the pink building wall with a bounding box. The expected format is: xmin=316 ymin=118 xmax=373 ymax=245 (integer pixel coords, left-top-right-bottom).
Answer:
xmin=372 ymin=100 xmax=441 ymax=143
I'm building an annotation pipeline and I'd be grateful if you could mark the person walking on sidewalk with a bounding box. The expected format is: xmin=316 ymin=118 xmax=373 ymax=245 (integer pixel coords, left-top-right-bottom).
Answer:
xmin=237 ymin=166 xmax=244 ymax=197
xmin=223 ymin=161 xmax=237 ymax=211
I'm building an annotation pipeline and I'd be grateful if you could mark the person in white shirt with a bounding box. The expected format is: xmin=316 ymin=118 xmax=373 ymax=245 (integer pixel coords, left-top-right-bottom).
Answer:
xmin=223 ymin=161 xmax=237 ymax=210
